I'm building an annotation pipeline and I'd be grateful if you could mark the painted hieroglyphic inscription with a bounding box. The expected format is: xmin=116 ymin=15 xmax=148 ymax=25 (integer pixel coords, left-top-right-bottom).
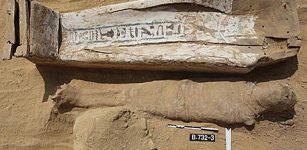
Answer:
xmin=62 ymin=12 xmax=258 ymax=49
xmin=64 ymin=22 xmax=184 ymax=45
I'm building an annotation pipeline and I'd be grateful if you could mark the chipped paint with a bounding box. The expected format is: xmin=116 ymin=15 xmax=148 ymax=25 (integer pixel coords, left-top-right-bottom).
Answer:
xmin=59 ymin=44 xmax=263 ymax=68
xmin=23 ymin=0 xmax=300 ymax=73
xmin=61 ymin=11 xmax=259 ymax=52
xmin=62 ymin=0 xmax=233 ymax=16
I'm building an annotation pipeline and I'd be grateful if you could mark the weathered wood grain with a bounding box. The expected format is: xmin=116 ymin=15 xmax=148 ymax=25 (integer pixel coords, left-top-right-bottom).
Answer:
xmin=62 ymin=0 xmax=233 ymax=16
xmin=15 ymin=0 xmax=30 ymax=57
xmin=2 ymin=0 xmax=16 ymax=60
xmin=58 ymin=41 xmax=298 ymax=73
xmin=23 ymin=0 xmax=301 ymax=73
xmin=232 ymin=0 xmax=300 ymax=38
xmin=61 ymin=10 xmax=261 ymax=51
xmin=59 ymin=43 xmax=264 ymax=73
xmin=29 ymin=1 xmax=59 ymax=58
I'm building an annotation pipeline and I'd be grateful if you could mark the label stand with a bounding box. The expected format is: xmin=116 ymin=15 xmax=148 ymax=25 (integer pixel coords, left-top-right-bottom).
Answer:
xmin=226 ymin=128 xmax=232 ymax=150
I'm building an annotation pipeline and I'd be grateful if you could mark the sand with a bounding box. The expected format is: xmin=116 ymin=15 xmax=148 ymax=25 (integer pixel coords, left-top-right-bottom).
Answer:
xmin=0 ymin=0 xmax=307 ymax=149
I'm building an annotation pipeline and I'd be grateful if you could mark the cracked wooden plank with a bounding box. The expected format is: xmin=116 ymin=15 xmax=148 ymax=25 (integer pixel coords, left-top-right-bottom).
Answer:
xmin=24 ymin=0 xmax=300 ymax=73
xmin=29 ymin=1 xmax=59 ymax=58
xmin=15 ymin=0 xmax=30 ymax=57
xmin=61 ymin=10 xmax=261 ymax=51
xmin=65 ymin=0 xmax=234 ymax=15
xmin=2 ymin=0 xmax=16 ymax=60
xmin=232 ymin=0 xmax=300 ymax=38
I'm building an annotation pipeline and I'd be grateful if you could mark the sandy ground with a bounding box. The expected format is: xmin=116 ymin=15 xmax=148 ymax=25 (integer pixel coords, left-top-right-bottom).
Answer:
xmin=0 ymin=0 xmax=307 ymax=149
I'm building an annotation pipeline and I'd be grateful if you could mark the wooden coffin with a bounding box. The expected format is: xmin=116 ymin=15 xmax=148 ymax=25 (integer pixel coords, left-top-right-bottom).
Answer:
xmin=3 ymin=0 xmax=301 ymax=73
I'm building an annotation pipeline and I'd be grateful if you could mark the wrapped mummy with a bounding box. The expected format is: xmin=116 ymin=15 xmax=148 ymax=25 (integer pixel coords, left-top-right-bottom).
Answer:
xmin=52 ymin=80 xmax=296 ymax=125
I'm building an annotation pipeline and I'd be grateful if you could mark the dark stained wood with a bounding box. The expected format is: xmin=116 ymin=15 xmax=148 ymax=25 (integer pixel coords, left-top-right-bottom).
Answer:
xmin=29 ymin=1 xmax=59 ymax=58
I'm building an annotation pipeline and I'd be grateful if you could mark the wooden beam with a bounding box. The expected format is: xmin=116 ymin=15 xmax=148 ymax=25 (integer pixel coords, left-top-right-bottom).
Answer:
xmin=2 ymin=0 xmax=16 ymax=60
xmin=15 ymin=0 xmax=30 ymax=57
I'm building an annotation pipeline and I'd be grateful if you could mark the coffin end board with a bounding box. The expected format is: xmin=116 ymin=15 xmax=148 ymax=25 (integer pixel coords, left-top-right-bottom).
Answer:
xmin=29 ymin=1 xmax=59 ymax=59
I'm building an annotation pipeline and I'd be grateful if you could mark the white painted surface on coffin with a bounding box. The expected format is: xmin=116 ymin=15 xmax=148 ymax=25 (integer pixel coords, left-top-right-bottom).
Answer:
xmin=59 ymin=44 xmax=263 ymax=67
xmin=61 ymin=10 xmax=258 ymax=49
xmin=62 ymin=0 xmax=233 ymax=17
